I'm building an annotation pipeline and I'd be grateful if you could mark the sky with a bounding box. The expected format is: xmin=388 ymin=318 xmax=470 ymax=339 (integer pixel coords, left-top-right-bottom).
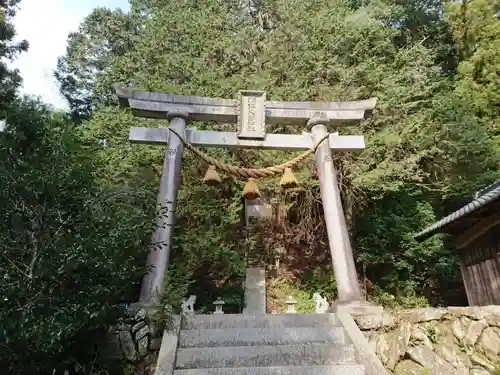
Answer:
xmin=10 ymin=0 xmax=131 ymax=110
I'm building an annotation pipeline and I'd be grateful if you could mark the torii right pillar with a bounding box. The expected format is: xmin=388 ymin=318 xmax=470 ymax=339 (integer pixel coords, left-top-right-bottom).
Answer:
xmin=309 ymin=113 xmax=382 ymax=315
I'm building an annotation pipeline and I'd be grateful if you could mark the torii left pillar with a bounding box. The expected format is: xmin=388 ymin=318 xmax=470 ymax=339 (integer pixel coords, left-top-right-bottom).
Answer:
xmin=140 ymin=112 xmax=188 ymax=303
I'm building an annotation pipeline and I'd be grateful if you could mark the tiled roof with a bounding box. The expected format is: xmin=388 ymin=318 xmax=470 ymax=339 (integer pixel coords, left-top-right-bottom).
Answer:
xmin=415 ymin=180 xmax=500 ymax=240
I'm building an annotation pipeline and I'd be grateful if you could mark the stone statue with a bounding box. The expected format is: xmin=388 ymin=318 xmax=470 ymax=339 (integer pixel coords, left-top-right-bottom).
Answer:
xmin=313 ymin=293 xmax=329 ymax=313
xmin=181 ymin=295 xmax=196 ymax=315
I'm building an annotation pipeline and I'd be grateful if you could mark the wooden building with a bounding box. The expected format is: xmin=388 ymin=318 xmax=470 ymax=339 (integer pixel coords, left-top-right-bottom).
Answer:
xmin=415 ymin=181 xmax=500 ymax=306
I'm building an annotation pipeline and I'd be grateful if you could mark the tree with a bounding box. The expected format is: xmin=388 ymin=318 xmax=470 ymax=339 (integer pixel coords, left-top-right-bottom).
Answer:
xmin=383 ymin=0 xmax=459 ymax=73
xmin=355 ymin=186 xmax=466 ymax=306
xmin=0 ymin=97 xmax=153 ymax=374
xmin=447 ymin=0 xmax=500 ymax=144
xmin=0 ymin=0 xmax=28 ymax=112
xmin=55 ymin=7 xmax=139 ymax=121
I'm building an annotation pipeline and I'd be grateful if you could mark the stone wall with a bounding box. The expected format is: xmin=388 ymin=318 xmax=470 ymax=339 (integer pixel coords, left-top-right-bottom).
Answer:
xmin=354 ymin=306 xmax=500 ymax=375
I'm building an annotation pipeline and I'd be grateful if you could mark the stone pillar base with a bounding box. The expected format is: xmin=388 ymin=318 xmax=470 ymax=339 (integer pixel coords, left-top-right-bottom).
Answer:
xmin=128 ymin=301 xmax=164 ymax=346
xmin=330 ymin=300 xmax=383 ymax=316
xmin=129 ymin=301 xmax=156 ymax=314
xmin=243 ymin=267 xmax=266 ymax=314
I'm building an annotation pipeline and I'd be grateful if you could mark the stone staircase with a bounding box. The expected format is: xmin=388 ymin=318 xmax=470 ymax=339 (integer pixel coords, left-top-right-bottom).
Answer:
xmin=156 ymin=313 xmax=387 ymax=375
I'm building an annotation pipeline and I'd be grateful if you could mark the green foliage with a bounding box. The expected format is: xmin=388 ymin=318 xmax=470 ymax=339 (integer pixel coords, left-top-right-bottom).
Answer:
xmin=0 ymin=98 xmax=153 ymax=374
xmin=355 ymin=186 xmax=464 ymax=305
xmin=424 ymin=325 xmax=442 ymax=345
xmin=370 ymin=287 xmax=430 ymax=309
xmin=302 ymin=267 xmax=338 ymax=300
xmin=0 ymin=0 xmax=28 ymax=112
xmin=267 ymin=277 xmax=316 ymax=313
xmin=447 ymin=0 xmax=500 ymax=145
xmin=55 ymin=7 xmax=140 ymax=121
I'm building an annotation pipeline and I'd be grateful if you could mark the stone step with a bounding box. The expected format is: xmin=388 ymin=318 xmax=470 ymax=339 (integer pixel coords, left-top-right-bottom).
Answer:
xmin=182 ymin=314 xmax=338 ymax=330
xmin=179 ymin=327 xmax=345 ymax=348
xmin=175 ymin=344 xmax=356 ymax=369
xmin=245 ymin=267 xmax=266 ymax=277
xmin=174 ymin=365 xmax=365 ymax=375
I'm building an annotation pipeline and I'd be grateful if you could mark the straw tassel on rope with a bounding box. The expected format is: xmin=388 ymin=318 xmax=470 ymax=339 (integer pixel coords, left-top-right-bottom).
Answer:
xmin=280 ymin=167 xmax=298 ymax=189
xmin=203 ymin=165 xmax=221 ymax=185
xmin=243 ymin=178 xmax=261 ymax=200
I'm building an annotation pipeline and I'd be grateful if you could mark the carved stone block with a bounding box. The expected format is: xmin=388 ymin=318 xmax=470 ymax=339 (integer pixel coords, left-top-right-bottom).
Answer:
xmin=238 ymin=90 xmax=266 ymax=140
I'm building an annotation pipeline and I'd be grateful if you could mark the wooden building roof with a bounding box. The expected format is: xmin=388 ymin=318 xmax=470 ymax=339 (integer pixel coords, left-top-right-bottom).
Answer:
xmin=415 ymin=180 xmax=500 ymax=241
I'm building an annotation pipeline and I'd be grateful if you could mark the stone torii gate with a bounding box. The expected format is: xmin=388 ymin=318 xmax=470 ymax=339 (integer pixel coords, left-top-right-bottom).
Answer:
xmin=115 ymin=87 xmax=377 ymax=310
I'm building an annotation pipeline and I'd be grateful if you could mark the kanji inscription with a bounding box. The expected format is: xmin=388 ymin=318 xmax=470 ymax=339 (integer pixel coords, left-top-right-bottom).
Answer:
xmin=238 ymin=90 xmax=266 ymax=140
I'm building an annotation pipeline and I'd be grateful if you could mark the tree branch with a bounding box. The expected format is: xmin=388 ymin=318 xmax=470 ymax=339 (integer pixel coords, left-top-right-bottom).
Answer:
xmin=1 ymin=254 xmax=30 ymax=279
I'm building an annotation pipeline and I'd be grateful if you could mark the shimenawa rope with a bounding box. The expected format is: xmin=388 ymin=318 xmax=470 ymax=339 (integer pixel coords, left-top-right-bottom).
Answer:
xmin=168 ymin=128 xmax=329 ymax=180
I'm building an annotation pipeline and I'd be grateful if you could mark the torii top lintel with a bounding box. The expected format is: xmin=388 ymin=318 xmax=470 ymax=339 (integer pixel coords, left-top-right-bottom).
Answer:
xmin=114 ymin=86 xmax=377 ymax=130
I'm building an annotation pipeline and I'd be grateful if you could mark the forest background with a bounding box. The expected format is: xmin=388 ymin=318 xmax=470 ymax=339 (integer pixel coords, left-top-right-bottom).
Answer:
xmin=1 ymin=0 xmax=499 ymax=373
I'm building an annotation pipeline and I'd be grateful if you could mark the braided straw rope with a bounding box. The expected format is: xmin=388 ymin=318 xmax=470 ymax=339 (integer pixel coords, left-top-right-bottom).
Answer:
xmin=168 ymin=128 xmax=329 ymax=180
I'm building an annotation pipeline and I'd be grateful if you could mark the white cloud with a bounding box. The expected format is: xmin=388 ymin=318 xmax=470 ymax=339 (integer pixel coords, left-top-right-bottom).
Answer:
xmin=9 ymin=0 xmax=130 ymax=110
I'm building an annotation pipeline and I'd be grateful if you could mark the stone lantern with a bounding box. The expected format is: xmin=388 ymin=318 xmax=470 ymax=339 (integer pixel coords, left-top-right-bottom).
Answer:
xmin=213 ymin=297 xmax=225 ymax=315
